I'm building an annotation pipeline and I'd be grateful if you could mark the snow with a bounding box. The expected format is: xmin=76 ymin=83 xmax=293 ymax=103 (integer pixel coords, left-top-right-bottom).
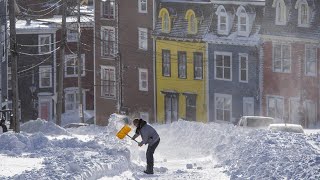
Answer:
xmin=0 ymin=114 xmax=319 ymax=179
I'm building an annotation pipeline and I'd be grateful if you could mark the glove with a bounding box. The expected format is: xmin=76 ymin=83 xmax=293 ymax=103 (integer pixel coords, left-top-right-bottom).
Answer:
xmin=138 ymin=142 xmax=143 ymax=147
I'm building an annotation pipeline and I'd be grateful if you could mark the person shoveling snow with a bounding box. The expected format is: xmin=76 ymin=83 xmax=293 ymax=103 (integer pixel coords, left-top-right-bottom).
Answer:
xmin=116 ymin=118 xmax=160 ymax=175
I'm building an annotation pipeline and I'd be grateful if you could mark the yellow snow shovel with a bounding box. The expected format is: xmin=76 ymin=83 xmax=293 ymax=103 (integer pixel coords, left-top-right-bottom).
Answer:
xmin=116 ymin=124 xmax=138 ymax=143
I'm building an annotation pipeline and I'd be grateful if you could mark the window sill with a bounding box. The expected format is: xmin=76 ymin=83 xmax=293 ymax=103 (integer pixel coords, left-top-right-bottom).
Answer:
xmin=214 ymin=77 xmax=232 ymax=81
xmin=100 ymin=96 xmax=117 ymax=100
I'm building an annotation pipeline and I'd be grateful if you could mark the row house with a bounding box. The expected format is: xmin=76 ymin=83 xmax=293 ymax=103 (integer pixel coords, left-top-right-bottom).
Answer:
xmin=94 ymin=0 xmax=119 ymax=125
xmin=154 ymin=0 xmax=211 ymax=123
xmin=118 ymin=0 xmax=155 ymax=123
xmin=14 ymin=20 xmax=58 ymax=122
xmin=206 ymin=0 xmax=264 ymax=123
xmin=261 ymin=0 xmax=320 ymax=127
xmin=0 ymin=0 xmax=7 ymax=107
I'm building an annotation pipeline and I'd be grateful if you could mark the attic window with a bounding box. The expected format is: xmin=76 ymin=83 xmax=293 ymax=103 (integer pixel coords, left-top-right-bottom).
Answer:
xmin=159 ymin=8 xmax=171 ymax=33
xmin=273 ymin=0 xmax=287 ymax=25
xmin=185 ymin=9 xmax=198 ymax=34
xmin=295 ymin=0 xmax=310 ymax=27
xmin=216 ymin=5 xmax=228 ymax=35
xmin=236 ymin=6 xmax=249 ymax=36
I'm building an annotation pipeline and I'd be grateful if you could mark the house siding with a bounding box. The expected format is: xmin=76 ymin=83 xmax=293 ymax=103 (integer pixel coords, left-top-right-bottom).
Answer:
xmin=208 ymin=44 xmax=260 ymax=123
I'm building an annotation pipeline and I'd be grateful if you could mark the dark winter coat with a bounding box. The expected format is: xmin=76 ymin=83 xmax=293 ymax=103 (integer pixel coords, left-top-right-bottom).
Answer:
xmin=135 ymin=119 xmax=160 ymax=146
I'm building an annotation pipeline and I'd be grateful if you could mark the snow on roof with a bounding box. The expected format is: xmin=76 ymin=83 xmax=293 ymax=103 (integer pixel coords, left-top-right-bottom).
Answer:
xmin=211 ymin=0 xmax=265 ymax=6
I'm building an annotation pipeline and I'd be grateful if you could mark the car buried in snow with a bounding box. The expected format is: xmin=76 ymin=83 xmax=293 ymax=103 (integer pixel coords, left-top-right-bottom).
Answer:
xmin=268 ymin=123 xmax=305 ymax=134
xmin=237 ymin=116 xmax=275 ymax=128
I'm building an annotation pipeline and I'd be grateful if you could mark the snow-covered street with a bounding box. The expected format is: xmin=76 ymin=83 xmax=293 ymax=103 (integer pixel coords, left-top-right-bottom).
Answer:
xmin=0 ymin=115 xmax=319 ymax=179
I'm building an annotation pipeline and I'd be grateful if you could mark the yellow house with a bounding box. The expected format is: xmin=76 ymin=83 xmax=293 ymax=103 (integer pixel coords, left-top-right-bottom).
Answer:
xmin=154 ymin=5 xmax=211 ymax=123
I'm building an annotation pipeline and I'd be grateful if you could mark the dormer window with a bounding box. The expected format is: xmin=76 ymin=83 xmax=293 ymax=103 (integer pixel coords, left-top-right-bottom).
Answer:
xmin=216 ymin=5 xmax=232 ymax=35
xmin=273 ymin=0 xmax=287 ymax=25
xmin=236 ymin=6 xmax=249 ymax=36
xmin=295 ymin=0 xmax=310 ymax=27
xmin=159 ymin=8 xmax=171 ymax=33
xmin=185 ymin=9 xmax=198 ymax=34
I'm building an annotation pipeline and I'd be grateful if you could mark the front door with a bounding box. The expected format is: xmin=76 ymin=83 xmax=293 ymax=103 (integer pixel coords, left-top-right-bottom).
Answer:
xmin=165 ymin=94 xmax=178 ymax=123
xmin=186 ymin=95 xmax=196 ymax=121
xmin=243 ymin=97 xmax=254 ymax=116
xmin=39 ymin=98 xmax=52 ymax=121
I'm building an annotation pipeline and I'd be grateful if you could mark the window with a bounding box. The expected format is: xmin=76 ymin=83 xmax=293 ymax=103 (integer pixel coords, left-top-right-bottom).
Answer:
xmin=64 ymin=89 xmax=85 ymax=112
xmin=159 ymin=8 xmax=170 ymax=33
xmin=67 ymin=29 xmax=78 ymax=42
xmin=273 ymin=43 xmax=291 ymax=73
xmin=39 ymin=66 xmax=52 ymax=88
xmin=101 ymin=26 xmax=116 ymax=57
xmin=296 ymin=0 xmax=310 ymax=27
xmin=215 ymin=93 xmax=232 ymax=122
xmin=185 ymin=9 xmax=197 ymax=34
xmin=162 ymin=49 xmax=171 ymax=77
xmin=102 ymin=0 xmax=115 ymax=19
xmin=178 ymin=51 xmax=187 ymax=79
xmin=185 ymin=94 xmax=196 ymax=121
xmin=273 ymin=0 xmax=287 ymax=25
xmin=38 ymin=34 xmax=51 ymax=54
xmin=194 ymin=52 xmax=203 ymax=80
xmin=239 ymin=53 xmax=248 ymax=83
xmin=140 ymin=112 xmax=149 ymax=122
xmin=139 ymin=68 xmax=148 ymax=91
xmin=138 ymin=0 xmax=147 ymax=13
xmin=236 ymin=6 xmax=248 ymax=36
xmin=305 ymin=44 xmax=317 ymax=76
xmin=267 ymin=96 xmax=284 ymax=120
xmin=138 ymin=28 xmax=148 ymax=50
xmin=215 ymin=52 xmax=232 ymax=81
xmin=65 ymin=54 xmax=85 ymax=77
xmin=101 ymin=66 xmax=116 ymax=98
xmin=165 ymin=94 xmax=178 ymax=123
xmin=7 ymin=67 xmax=11 ymax=90
xmin=216 ymin=5 xmax=228 ymax=35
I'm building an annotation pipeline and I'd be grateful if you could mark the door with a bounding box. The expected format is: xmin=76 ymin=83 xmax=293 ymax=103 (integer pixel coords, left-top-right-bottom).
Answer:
xmin=39 ymin=98 xmax=52 ymax=121
xmin=186 ymin=95 xmax=196 ymax=121
xmin=243 ymin=97 xmax=254 ymax=116
xmin=165 ymin=94 xmax=178 ymax=123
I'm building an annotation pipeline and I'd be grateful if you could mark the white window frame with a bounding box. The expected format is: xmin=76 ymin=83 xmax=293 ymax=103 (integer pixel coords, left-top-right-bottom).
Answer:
xmin=39 ymin=66 xmax=52 ymax=88
xmin=65 ymin=54 xmax=86 ymax=77
xmin=138 ymin=28 xmax=148 ymax=50
xmin=273 ymin=0 xmax=287 ymax=25
xmin=38 ymin=34 xmax=51 ymax=54
xmin=214 ymin=51 xmax=232 ymax=81
xmin=100 ymin=65 xmax=116 ymax=98
xmin=101 ymin=0 xmax=115 ymax=19
xmin=101 ymin=26 xmax=116 ymax=57
xmin=215 ymin=93 xmax=232 ymax=122
xmin=236 ymin=6 xmax=249 ymax=36
xmin=305 ymin=44 xmax=317 ymax=76
xmin=267 ymin=95 xmax=284 ymax=121
xmin=272 ymin=42 xmax=291 ymax=73
xmin=140 ymin=112 xmax=149 ymax=122
xmin=67 ymin=29 xmax=78 ymax=42
xmin=138 ymin=0 xmax=147 ymax=13
xmin=139 ymin=68 xmax=148 ymax=91
xmin=216 ymin=5 xmax=229 ymax=35
xmin=239 ymin=53 xmax=248 ymax=83
xmin=296 ymin=0 xmax=310 ymax=27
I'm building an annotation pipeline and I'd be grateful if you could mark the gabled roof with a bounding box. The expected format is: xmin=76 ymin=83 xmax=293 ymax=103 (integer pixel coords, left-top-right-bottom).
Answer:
xmin=154 ymin=2 xmax=213 ymax=41
xmin=260 ymin=0 xmax=320 ymax=40
xmin=204 ymin=4 xmax=263 ymax=46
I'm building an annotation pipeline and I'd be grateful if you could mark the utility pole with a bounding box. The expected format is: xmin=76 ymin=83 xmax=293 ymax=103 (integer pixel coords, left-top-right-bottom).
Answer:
xmin=56 ymin=0 xmax=67 ymax=126
xmin=77 ymin=0 xmax=84 ymax=123
xmin=9 ymin=0 xmax=20 ymax=132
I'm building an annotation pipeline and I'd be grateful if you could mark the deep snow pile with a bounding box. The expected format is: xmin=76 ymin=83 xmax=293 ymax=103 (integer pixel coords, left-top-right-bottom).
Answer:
xmin=156 ymin=121 xmax=320 ymax=179
xmin=0 ymin=117 xmax=319 ymax=179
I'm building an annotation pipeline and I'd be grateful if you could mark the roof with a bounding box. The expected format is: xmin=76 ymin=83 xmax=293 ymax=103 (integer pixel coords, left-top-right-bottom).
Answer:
xmin=211 ymin=0 xmax=265 ymax=6
xmin=154 ymin=2 xmax=213 ymax=40
xmin=161 ymin=0 xmax=211 ymax=3
xmin=204 ymin=3 xmax=264 ymax=46
xmin=260 ymin=0 xmax=320 ymax=40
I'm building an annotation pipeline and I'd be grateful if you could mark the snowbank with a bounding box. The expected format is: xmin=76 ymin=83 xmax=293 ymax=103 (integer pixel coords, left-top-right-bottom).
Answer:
xmin=21 ymin=119 xmax=69 ymax=135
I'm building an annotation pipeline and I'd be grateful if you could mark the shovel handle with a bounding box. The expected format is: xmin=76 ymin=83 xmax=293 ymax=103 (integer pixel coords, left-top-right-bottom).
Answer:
xmin=126 ymin=134 xmax=139 ymax=143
